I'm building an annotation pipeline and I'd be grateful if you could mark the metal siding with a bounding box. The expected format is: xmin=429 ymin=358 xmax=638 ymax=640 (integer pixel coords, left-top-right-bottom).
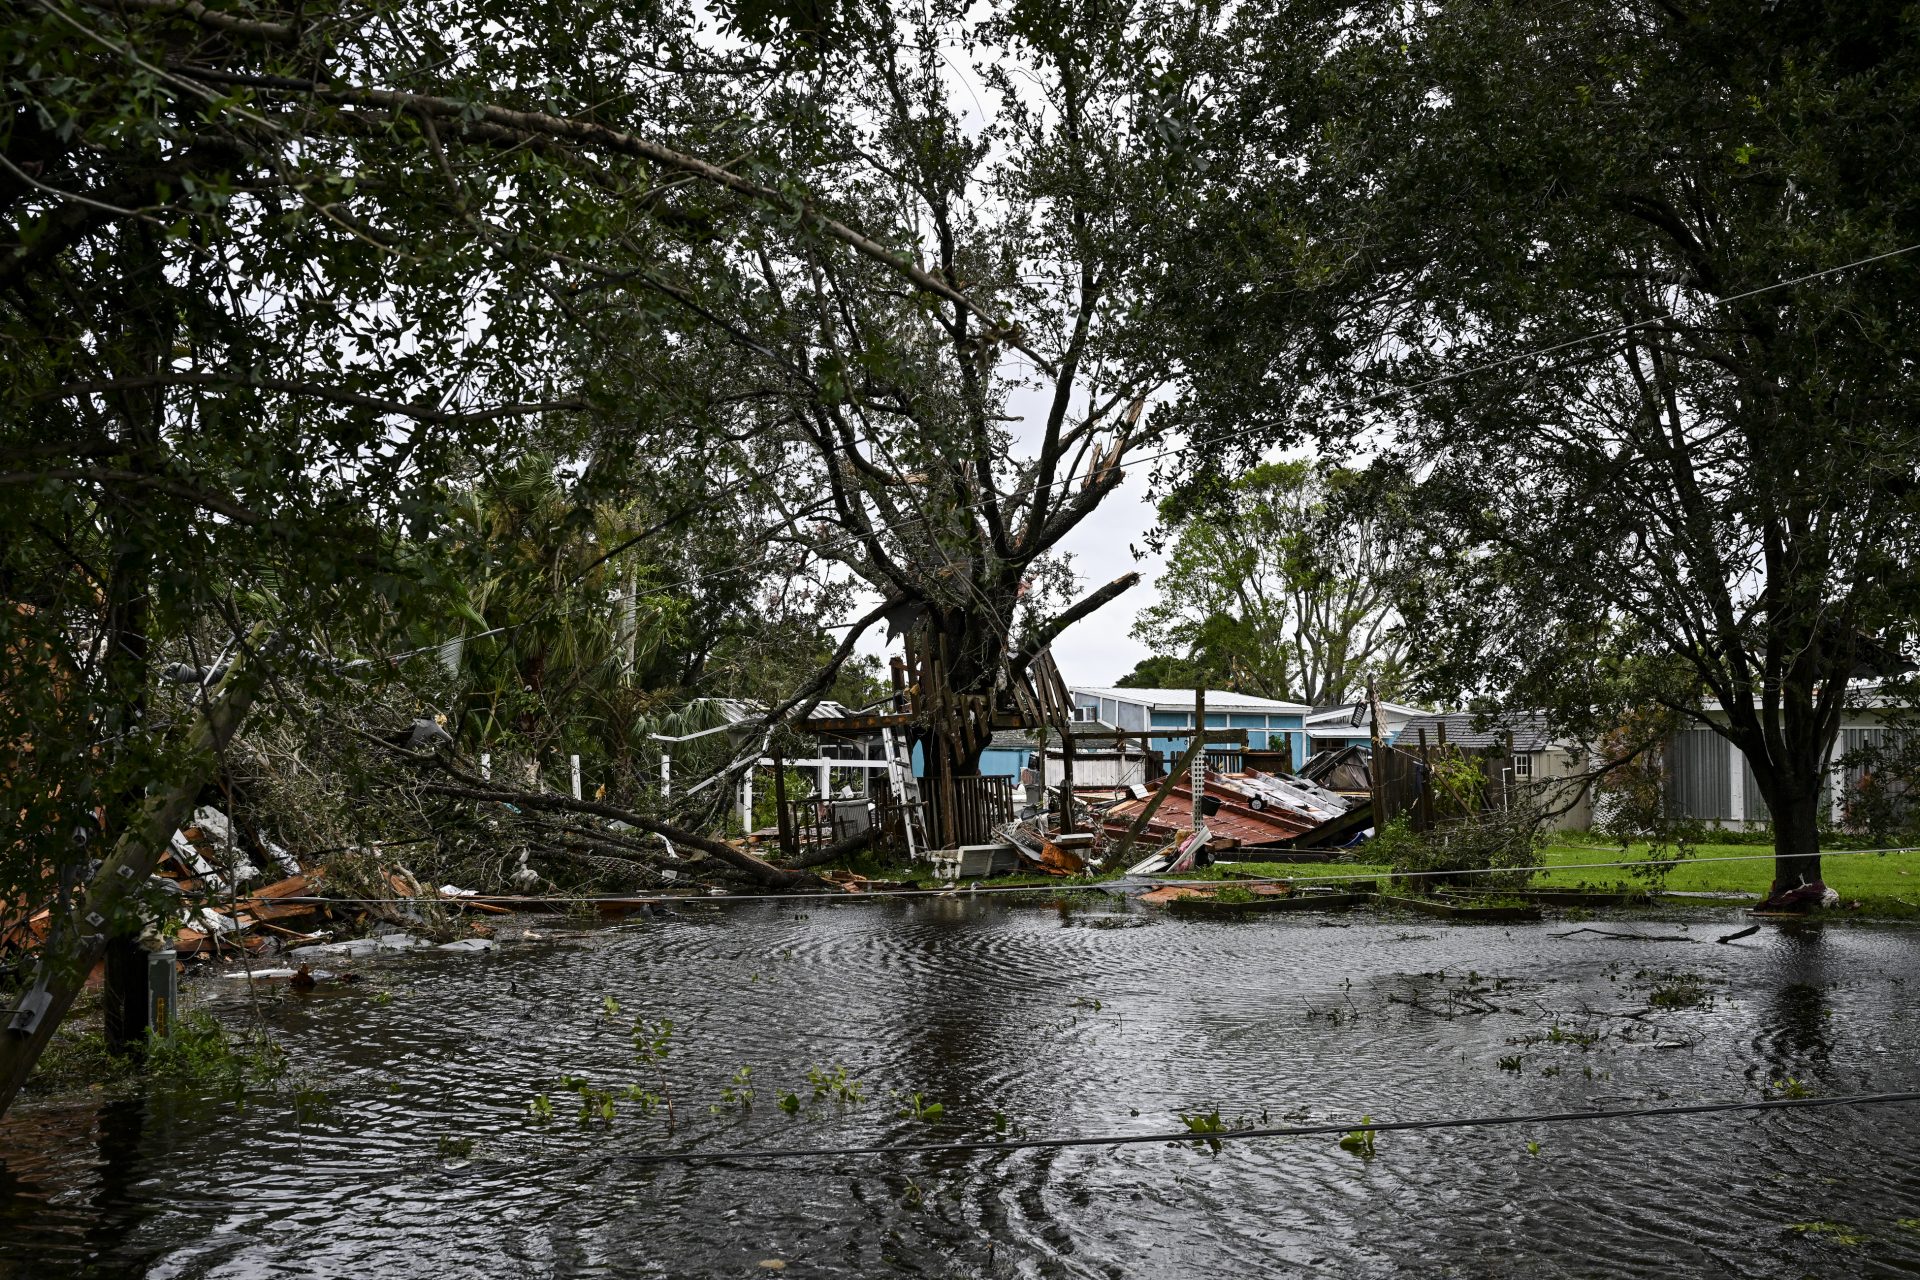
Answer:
xmin=1741 ymin=752 xmax=1770 ymax=823
xmin=1666 ymin=730 xmax=1732 ymax=820
xmin=977 ymin=747 xmax=1027 ymax=780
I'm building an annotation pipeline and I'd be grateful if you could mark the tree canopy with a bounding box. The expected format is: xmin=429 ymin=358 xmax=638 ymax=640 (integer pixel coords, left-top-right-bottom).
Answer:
xmin=1130 ymin=461 xmax=1404 ymax=704
xmin=1160 ymin=0 xmax=1920 ymax=894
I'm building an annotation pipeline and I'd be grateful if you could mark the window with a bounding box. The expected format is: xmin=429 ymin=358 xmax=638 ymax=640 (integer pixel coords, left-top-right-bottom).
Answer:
xmin=1071 ymin=705 xmax=1098 ymax=723
xmin=1511 ymin=754 xmax=1533 ymax=779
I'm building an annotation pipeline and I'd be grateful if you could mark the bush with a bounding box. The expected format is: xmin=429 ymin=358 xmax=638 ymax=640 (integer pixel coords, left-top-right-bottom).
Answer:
xmin=1383 ymin=807 xmax=1544 ymax=893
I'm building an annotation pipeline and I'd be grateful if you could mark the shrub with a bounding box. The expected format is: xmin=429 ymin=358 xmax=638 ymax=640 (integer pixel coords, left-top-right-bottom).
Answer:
xmin=1384 ymin=807 xmax=1543 ymax=893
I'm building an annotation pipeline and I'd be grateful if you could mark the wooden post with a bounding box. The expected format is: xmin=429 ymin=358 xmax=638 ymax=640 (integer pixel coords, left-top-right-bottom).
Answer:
xmin=1417 ymin=726 xmax=1433 ymax=832
xmin=1366 ymin=678 xmax=1387 ymax=820
xmin=1059 ymin=731 xmax=1078 ymax=834
xmin=772 ymin=742 xmax=794 ymax=858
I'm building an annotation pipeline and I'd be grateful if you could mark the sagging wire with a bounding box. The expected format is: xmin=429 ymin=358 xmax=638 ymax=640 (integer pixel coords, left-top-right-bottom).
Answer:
xmin=621 ymin=1090 xmax=1920 ymax=1166
xmin=206 ymin=841 xmax=1920 ymax=910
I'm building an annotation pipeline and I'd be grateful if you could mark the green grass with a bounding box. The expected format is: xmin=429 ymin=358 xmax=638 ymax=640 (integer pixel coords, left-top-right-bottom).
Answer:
xmin=1535 ymin=840 xmax=1920 ymax=909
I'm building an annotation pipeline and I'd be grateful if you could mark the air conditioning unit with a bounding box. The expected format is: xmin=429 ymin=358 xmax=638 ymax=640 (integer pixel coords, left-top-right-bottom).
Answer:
xmin=1071 ymin=706 xmax=1097 ymax=722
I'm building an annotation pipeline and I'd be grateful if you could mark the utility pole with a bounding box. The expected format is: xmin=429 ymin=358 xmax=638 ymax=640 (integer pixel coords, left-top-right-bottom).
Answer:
xmin=1367 ymin=677 xmax=1387 ymax=828
xmin=1191 ymin=684 xmax=1207 ymax=828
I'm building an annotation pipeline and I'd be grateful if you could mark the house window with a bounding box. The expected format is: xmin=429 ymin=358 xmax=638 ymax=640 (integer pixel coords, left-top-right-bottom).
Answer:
xmin=1511 ymin=754 xmax=1533 ymax=779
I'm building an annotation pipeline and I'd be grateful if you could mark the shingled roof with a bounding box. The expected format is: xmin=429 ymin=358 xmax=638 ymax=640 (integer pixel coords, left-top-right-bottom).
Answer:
xmin=1397 ymin=711 xmax=1558 ymax=753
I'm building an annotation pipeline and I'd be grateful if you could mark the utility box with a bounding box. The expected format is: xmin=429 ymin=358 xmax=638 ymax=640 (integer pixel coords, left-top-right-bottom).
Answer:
xmin=105 ymin=944 xmax=178 ymax=1051
xmin=147 ymin=949 xmax=177 ymax=1039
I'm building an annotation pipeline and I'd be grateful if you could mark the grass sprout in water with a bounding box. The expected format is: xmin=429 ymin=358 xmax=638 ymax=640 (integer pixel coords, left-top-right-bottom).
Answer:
xmin=1339 ymin=1117 xmax=1378 ymax=1160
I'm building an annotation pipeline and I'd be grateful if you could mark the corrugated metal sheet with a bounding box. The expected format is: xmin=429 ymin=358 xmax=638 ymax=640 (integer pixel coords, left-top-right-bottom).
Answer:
xmin=1666 ymin=729 xmax=1732 ymax=820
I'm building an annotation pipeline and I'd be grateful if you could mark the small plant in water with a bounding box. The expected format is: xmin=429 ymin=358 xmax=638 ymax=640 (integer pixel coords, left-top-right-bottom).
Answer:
xmin=778 ymin=1091 xmax=801 ymax=1114
xmin=602 ymin=994 xmax=621 ymax=1019
xmin=716 ymin=1065 xmax=754 ymax=1110
xmin=632 ymin=1018 xmax=674 ymax=1065
xmin=1497 ymin=1055 xmax=1523 ymax=1072
xmin=1338 ymin=1117 xmax=1377 ymax=1160
xmin=437 ymin=1136 xmax=476 ymax=1159
xmin=896 ymin=1091 xmax=944 ymax=1122
xmin=1786 ymin=1220 xmax=1863 ymax=1246
xmin=371 ymin=990 xmax=394 ymax=1007
xmin=558 ymin=1073 xmax=618 ymax=1125
xmin=806 ymin=1062 xmax=864 ymax=1104
xmin=527 ymin=1093 xmax=555 ymax=1123
xmin=1525 ymin=1140 xmax=1542 ymax=1157
xmin=1178 ymin=1108 xmax=1227 ymax=1153
xmin=1769 ymin=1077 xmax=1814 ymax=1100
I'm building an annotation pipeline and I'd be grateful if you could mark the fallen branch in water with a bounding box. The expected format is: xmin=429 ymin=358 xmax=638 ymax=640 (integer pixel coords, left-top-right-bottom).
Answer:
xmin=1556 ymin=928 xmax=1695 ymax=942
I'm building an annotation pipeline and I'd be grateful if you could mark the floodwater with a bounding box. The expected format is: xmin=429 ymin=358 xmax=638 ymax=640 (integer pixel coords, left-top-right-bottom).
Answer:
xmin=4 ymin=894 xmax=1920 ymax=1278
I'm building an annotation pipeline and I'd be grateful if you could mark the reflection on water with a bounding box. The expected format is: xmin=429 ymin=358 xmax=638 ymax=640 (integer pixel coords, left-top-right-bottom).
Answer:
xmin=3 ymin=899 xmax=1920 ymax=1278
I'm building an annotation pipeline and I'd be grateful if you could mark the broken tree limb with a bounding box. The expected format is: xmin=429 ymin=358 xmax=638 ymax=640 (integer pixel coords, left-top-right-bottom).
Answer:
xmin=778 ymin=823 xmax=879 ymax=871
xmin=1010 ymin=573 xmax=1140 ymax=678
xmin=0 ymin=627 xmax=268 ymax=1123
xmin=417 ymin=759 xmax=827 ymax=891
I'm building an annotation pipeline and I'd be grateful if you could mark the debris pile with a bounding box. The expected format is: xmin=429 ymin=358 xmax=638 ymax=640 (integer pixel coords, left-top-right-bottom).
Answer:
xmin=1098 ymin=767 xmax=1372 ymax=861
xmin=0 ymin=806 xmax=503 ymax=965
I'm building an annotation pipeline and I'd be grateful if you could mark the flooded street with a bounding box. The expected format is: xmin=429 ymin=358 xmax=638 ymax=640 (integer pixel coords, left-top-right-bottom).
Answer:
xmin=4 ymin=896 xmax=1920 ymax=1278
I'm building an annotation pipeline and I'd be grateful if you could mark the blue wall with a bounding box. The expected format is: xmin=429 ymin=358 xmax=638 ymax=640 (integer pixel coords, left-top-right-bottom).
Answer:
xmin=911 ymin=742 xmax=1029 ymax=779
xmin=1137 ymin=707 xmax=1307 ymax=769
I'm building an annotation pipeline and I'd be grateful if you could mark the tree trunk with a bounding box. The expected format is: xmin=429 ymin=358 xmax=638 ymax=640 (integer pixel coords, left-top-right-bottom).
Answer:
xmin=0 ymin=635 xmax=265 ymax=1122
xmin=1766 ymin=783 xmax=1826 ymax=904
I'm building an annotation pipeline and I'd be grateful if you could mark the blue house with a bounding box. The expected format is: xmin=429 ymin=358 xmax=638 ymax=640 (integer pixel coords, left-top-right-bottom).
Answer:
xmin=1067 ymin=686 xmax=1313 ymax=771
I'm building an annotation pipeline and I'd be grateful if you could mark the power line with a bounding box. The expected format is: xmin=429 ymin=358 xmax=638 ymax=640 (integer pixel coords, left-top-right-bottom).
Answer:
xmin=621 ymin=1090 xmax=1920 ymax=1165
xmin=217 ymin=841 xmax=1920 ymax=909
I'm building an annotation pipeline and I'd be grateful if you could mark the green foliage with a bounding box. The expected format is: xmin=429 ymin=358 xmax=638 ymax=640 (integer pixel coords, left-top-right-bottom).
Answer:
xmin=1161 ymin=0 xmax=1920 ymax=880
xmin=1178 ymin=1108 xmax=1227 ymax=1152
xmin=805 ymin=1062 xmax=864 ymax=1104
xmin=1133 ymin=463 xmax=1405 ymax=705
xmin=895 ymin=1091 xmax=944 ymax=1122
xmin=1836 ymin=732 xmax=1920 ymax=844
xmin=145 ymin=1013 xmax=286 ymax=1100
xmin=632 ymin=1018 xmax=674 ymax=1065
xmin=1338 ymin=1117 xmax=1377 ymax=1160
xmin=1383 ymin=809 xmax=1544 ymax=893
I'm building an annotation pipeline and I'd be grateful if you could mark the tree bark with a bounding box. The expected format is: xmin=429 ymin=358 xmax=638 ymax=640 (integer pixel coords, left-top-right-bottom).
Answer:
xmin=1765 ymin=782 xmax=1826 ymax=904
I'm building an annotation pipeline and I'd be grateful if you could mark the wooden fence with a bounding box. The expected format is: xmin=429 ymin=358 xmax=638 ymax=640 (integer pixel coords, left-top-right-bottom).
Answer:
xmin=1377 ymin=731 xmax=1518 ymax=833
